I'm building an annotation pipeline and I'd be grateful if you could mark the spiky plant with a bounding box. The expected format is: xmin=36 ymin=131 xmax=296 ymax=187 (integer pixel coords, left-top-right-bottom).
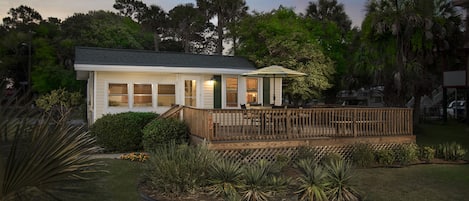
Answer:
xmin=0 ymin=89 xmax=99 ymax=200
xmin=295 ymin=158 xmax=328 ymax=201
xmin=324 ymin=158 xmax=361 ymax=201
xmin=240 ymin=160 xmax=274 ymax=201
xmin=207 ymin=159 xmax=243 ymax=199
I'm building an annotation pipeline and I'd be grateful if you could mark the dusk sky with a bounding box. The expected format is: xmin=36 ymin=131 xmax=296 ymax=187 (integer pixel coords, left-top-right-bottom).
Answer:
xmin=1 ymin=0 xmax=368 ymax=28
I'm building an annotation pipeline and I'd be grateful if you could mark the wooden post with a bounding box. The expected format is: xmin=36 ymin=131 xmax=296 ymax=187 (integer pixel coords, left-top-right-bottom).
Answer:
xmin=286 ymin=110 xmax=291 ymax=138
xmin=353 ymin=109 xmax=357 ymax=137
xmin=207 ymin=110 xmax=213 ymax=141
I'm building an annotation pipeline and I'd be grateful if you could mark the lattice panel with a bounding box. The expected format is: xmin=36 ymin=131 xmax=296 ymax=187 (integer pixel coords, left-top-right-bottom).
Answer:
xmin=216 ymin=143 xmax=408 ymax=164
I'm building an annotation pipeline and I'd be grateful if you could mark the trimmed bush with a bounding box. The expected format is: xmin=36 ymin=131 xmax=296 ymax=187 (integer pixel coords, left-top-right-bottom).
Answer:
xmin=394 ymin=143 xmax=418 ymax=166
xmin=352 ymin=143 xmax=375 ymax=168
xmin=375 ymin=149 xmax=395 ymax=166
xmin=90 ymin=112 xmax=158 ymax=152
xmin=142 ymin=118 xmax=188 ymax=152
xmin=419 ymin=146 xmax=435 ymax=162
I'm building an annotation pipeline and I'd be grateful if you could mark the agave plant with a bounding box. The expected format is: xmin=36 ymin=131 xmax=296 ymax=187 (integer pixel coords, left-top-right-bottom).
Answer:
xmin=295 ymin=158 xmax=328 ymax=201
xmin=0 ymin=89 xmax=99 ymax=200
xmin=239 ymin=160 xmax=274 ymax=201
xmin=324 ymin=158 xmax=361 ymax=201
xmin=207 ymin=159 xmax=243 ymax=199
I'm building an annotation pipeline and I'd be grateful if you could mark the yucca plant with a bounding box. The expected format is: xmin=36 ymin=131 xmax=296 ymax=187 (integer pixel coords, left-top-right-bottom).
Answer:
xmin=207 ymin=159 xmax=243 ymax=199
xmin=239 ymin=160 xmax=274 ymax=201
xmin=295 ymin=158 xmax=328 ymax=201
xmin=324 ymin=158 xmax=361 ymax=201
xmin=145 ymin=142 xmax=215 ymax=196
xmin=0 ymin=89 xmax=99 ymax=201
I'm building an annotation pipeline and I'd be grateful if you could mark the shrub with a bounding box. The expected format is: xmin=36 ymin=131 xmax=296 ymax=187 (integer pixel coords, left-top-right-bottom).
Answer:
xmin=435 ymin=142 xmax=467 ymax=161
xmin=207 ymin=159 xmax=243 ymax=200
xmin=394 ymin=143 xmax=419 ymax=166
xmin=145 ymin=142 xmax=215 ymax=196
xmin=90 ymin=112 xmax=158 ymax=152
xmin=35 ymin=88 xmax=83 ymax=123
xmin=142 ymin=118 xmax=188 ymax=152
xmin=295 ymin=158 xmax=328 ymax=201
xmin=419 ymin=146 xmax=435 ymax=162
xmin=375 ymin=149 xmax=395 ymax=166
xmin=352 ymin=143 xmax=375 ymax=168
xmin=324 ymin=157 xmax=361 ymax=201
xmin=295 ymin=146 xmax=318 ymax=163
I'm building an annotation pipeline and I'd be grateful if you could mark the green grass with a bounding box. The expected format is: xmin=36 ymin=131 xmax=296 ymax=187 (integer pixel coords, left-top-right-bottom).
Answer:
xmin=71 ymin=159 xmax=143 ymax=201
xmin=355 ymin=164 xmax=469 ymax=201
xmin=416 ymin=120 xmax=469 ymax=149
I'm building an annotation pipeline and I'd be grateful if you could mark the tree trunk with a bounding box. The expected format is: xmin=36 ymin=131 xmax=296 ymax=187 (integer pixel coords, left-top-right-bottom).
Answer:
xmin=153 ymin=32 xmax=160 ymax=52
xmin=216 ymin=17 xmax=224 ymax=55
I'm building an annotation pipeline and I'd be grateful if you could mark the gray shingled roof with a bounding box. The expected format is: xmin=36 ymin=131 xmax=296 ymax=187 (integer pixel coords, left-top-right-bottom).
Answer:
xmin=75 ymin=47 xmax=256 ymax=70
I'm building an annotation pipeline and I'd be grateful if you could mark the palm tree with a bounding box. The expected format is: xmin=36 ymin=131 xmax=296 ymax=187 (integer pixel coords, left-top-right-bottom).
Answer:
xmin=305 ymin=0 xmax=352 ymax=32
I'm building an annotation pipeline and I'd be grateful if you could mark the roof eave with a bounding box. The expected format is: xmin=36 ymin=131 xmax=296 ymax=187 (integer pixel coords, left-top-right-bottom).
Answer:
xmin=74 ymin=64 xmax=254 ymax=74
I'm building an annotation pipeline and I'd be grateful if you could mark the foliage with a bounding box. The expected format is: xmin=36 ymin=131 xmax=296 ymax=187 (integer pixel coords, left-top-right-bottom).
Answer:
xmin=90 ymin=112 xmax=158 ymax=152
xmin=239 ymin=160 xmax=277 ymax=201
xmin=320 ymin=153 xmax=343 ymax=166
xmin=295 ymin=146 xmax=319 ymax=164
xmin=119 ymin=152 xmax=149 ymax=162
xmin=295 ymin=158 xmax=328 ymax=201
xmin=435 ymin=142 xmax=467 ymax=161
xmin=351 ymin=143 xmax=375 ymax=168
xmin=236 ymin=8 xmax=335 ymax=103
xmin=142 ymin=118 xmax=188 ymax=152
xmin=207 ymin=159 xmax=243 ymax=200
xmin=419 ymin=146 xmax=435 ymax=162
xmin=324 ymin=157 xmax=361 ymax=201
xmin=144 ymin=142 xmax=215 ymax=197
xmin=305 ymin=0 xmax=352 ymax=32
xmin=0 ymin=91 xmax=99 ymax=200
xmin=375 ymin=149 xmax=395 ymax=166
xmin=394 ymin=143 xmax=419 ymax=166
xmin=35 ymin=88 xmax=82 ymax=122
xmin=168 ymin=3 xmax=207 ymax=53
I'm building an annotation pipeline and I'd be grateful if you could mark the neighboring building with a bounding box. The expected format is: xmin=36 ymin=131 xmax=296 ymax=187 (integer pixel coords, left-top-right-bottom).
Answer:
xmin=336 ymin=86 xmax=384 ymax=107
xmin=74 ymin=47 xmax=280 ymax=124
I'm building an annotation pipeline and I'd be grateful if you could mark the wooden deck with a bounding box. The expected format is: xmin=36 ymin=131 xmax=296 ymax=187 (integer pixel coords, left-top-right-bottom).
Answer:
xmin=183 ymin=107 xmax=415 ymax=150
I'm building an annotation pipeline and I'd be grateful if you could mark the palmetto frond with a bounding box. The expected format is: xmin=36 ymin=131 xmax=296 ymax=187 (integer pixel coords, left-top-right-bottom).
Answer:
xmin=0 ymin=90 xmax=99 ymax=201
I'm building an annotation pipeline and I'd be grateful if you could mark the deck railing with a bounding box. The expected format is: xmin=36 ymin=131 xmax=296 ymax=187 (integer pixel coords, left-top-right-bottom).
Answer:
xmin=183 ymin=107 xmax=413 ymax=141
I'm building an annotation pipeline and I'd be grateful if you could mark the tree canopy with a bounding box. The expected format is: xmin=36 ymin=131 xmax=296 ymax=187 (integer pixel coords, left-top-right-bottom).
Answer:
xmin=236 ymin=8 xmax=336 ymax=103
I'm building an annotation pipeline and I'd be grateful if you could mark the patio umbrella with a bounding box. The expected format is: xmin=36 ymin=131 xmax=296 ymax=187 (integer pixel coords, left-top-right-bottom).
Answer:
xmin=241 ymin=65 xmax=306 ymax=104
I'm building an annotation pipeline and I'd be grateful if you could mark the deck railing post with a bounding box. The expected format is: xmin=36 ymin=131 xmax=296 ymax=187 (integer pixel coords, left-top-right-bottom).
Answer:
xmin=207 ymin=110 xmax=213 ymax=141
xmin=286 ymin=109 xmax=291 ymax=138
xmin=353 ymin=109 xmax=357 ymax=137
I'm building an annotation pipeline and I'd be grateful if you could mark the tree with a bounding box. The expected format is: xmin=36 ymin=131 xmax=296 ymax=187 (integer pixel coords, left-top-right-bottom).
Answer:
xmin=2 ymin=5 xmax=42 ymax=30
xmin=197 ymin=0 xmax=248 ymax=55
xmin=168 ymin=4 xmax=206 ymax=52
xmin=362 ymin=0 xmax=463 ymax=123
xmin=138 ymin=5 xmax=168 ymax=51
xmin=305 ymin=0 xmax=352 ymax=32
xmin=113 ymin=0 xmax=147 ymax=20
xmin=237 ymin=8 xmax=335 ymax=103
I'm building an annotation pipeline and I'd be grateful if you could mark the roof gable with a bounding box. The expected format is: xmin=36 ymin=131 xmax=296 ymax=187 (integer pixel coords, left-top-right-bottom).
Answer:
xmin=74 ymin=47 xmax=256 ymax=70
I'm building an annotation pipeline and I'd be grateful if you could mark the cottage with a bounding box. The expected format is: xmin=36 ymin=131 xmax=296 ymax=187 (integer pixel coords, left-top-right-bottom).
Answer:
xmin=74 ymin=47 xmax=281 ymax=124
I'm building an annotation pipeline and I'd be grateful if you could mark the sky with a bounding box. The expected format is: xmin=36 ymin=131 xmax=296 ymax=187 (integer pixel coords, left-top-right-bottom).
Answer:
xmin=0 ymin=0 xmax=368 ymax=28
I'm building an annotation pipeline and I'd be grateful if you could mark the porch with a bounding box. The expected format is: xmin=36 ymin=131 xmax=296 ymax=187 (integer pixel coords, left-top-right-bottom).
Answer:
xmin=183 ymin=107 xmax=415 ymax=151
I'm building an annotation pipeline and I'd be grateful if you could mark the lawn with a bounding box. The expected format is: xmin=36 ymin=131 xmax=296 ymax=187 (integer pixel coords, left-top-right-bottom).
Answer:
xmin=76 ymin=121 xmax=469 ymax=201
xmin=71 ymin=159 xmax=144 ymax=201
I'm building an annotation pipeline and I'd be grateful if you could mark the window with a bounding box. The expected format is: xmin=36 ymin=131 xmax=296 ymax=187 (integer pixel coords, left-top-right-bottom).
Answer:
xmin=134 ymin=84 xmax=152 ymax=107
xmin=108 ymin=83 xmax=128 ymax=107
xmin=185 ymin=80 xmax=197 ymax=106
xmin=158 ymin=84 xmax=175 ymax=106
xmin=246 ymin=78 xmax=258 ymax=104
xmin=226 ymin=77 xmax=238 ymax=107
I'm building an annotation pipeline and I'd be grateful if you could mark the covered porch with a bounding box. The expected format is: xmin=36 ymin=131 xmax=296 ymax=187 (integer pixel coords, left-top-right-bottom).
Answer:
xmin=183 ymin=107 xmax=415 ymax=150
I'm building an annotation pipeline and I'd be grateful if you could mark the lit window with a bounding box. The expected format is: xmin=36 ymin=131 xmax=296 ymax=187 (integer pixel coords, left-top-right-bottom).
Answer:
xmin=226 ymin=77 xmax=238 ymax=107
xmin=108 ymin=83 xmax=128 ymax=107
xmin=158 ymin=84 xmax=175 ymax=106
xmin=246 ymin=78 xmax=258 ymax=104
xmin=134 ymin=84 xmax=152 ymax=107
